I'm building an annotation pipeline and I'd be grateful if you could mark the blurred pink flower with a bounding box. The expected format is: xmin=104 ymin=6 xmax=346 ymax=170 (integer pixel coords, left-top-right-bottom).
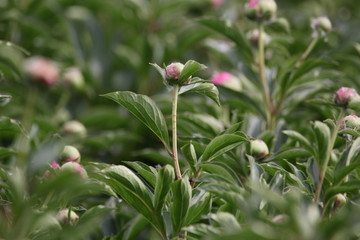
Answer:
xmin=211 ymin=72 xmax=233 ymax=85
xmin=211 ymin=0 xmax=225 ymax=8
xmin=247 ymin=0 xmax=259 ymax=8
xmin=50 ymin=161 xmax=60 ymax=169
xmin=24 ymin=57 xmax=59 ymax=86
xmin=335 ymin=87 xmax=358 ymax=106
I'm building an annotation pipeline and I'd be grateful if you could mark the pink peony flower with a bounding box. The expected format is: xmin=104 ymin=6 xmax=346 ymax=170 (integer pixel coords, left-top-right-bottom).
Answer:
xmin=335 ymin=87 xmax=359 ymax=106
xmin=211 ymin=72 xmax=233 ymax=85
xmin=24 ymin=56 xmax=59 ymax=86
xmin=247 ymin=0 xmax=259 ymax=8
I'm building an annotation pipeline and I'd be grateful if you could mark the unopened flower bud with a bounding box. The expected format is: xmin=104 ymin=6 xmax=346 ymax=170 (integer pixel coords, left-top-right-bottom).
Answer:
xmin=246 ymin=29 xmax=271 ymax=47
xmin=312 ymin=16 xmax=332 ymax=33
xmin=334 ymin=87 xmax=359 ymax=107
xmin=63 ymin=67 xmax=85 ymax=91
xmin=249 ymin=139 xmax=269 ymax=158
xmin=211 ymin=72 xmax=242 ymax=91
xmin=24 ymin=56 xmax=59 ymax=86
xmin=245 ymin=0 xmax=277 ymax=22
xmin=341 ymin=114 xmax=360 ymax=130
xmin=63 ymin=120 xmax=87 ymax=138
xmin=211 ymin=0 xmax=224 ymax=8
xmin=60 ymin=162 xmax=88 ymax=179
xmin=333 ymin=193 xmax=346 ymax=209
xmin=61 ymin=145 xmax=81 ymax=163
xmin=44 ymin=161 xmax=60 ymax=178
xmin=165 ymin=62 xmax=184 ymax=85
xmin=56 ymin=209 xmax=79 ymax=226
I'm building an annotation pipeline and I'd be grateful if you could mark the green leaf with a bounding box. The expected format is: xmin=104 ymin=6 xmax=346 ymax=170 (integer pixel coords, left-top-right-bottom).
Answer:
xmin=282 ymin=130 xmax=314 ymax=154
xmin=0 ymin=117 xmax=27 ymax=137
xmin=198 ymin=18 xmax=253 ymax=64
xmin=124 ymin=161 xmax=158 ymax=187
xmin=226 ymin=92 xmax=266 ymax=119
xmin=0 ymin=94 xmax=12 ymax=106
xmin=122 ymin=214 xmax=149 ymax=240
xmin=181 ymin=143 xmax=198 ymax=172
xmin=179 ymin=60 xmax=207 ymax=83
xmin=78 ymin=205 xmax=112 ymax=224
xmin=0 ymin=147 xmax=15 ymax=159
xmin=102 ymin=165 xmax=166 ymax=237
xmin=201 ymin=133 xmax=248 ymax=161
xmin=179 ymin=83 xmax=220 ymax=106
xmin=184 ymin=191 xmax=212 ymax=226
xmin=170 ymin=178 xmax=192 ymax=235
xmin=313 ymin=121 xmax=331 ymax=164
xmin=211 ymin=212 xmax=240 ymax=231
xmin=101 ymin=91 xmax=171 ymax=152
xmin=266 ymin=148 xmax=312 ymax=162
xmin=200 ymin=162 xmax=241 ymax=185
xmin=154 ymin=165 xmax=175 ymax=211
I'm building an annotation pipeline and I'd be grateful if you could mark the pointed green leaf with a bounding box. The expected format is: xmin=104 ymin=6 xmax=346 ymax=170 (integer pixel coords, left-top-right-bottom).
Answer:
xmin=171 ymin=178 xmax=192 ymax=235
xmin=266 ymin=148 xmax=312 ymax=162
xmin=179 ymin=83 xmax=220 ymax=106
xmin=313 ymin=121 xmax=331 ymax=164
xmin=124 ymin=161 xmax=158 ymax=187
xmin=154 ymin=165 xmax=175 ymax=211
xmin=181 ymin=143 xmax=198 ymax=172
xmin=282 ymin=130 xmax=314 ymax=154
xmin=201 ymin=133 xmax=248 ymax=161
xmin=101 ymin=91 xmax=171 ymax=152
xmin=0 ymin=94 xmax=12 ymax=106
xmin=184 ymin=191 xmax=211 ymax=226
xmin=179 ymin=60 xmax=206 ymax=83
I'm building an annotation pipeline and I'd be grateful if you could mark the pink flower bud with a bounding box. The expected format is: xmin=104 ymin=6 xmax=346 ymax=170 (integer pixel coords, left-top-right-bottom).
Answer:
xmin=250 ymin=139 xmax=269 ymax=158
xmin=63 ymin=67 xmax=85 ymax=91
xmin=341 ymin=114 xmax=360 ymax=130
xmin=211 ymin=72 xmax=241 ymax=91
xmin=23 ymin=56 xmax=59 ymax=86
xmin=61 ymin=145 xmax=81 ymax=163
xmin=334 ymin=87 xmax=359 ymax=106
xmin=60 ymin=162 xmax=88 ymax=179
xmin=245 ymin=0 xmax=277 ymax=22
xmin=56 ymin=209 xmax=79 ymax=226
xmin=165 ymin=62 xmax=184 ymax=81
xmin=62 ymin=120 xmax=87 ymax=138
xmin=44 ymin=161 xmax=60 ymax=178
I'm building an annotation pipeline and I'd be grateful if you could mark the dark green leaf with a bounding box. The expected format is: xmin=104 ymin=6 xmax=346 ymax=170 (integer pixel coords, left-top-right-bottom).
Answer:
xmin=266 ymin=148 xmax=312 ymax=162
xmin=181 ymin=143 xmax=198 ymax=172
xmin=154 ymin=165 xmax=174 ymax=211
xmin=179 ymin=60 xmax=207 ymax=83
xmin=170 ymin=178 xmax=192 ymax=235
xmin=282 ymin=130 xmax=314 ymax=154
xmin=184 ymin=191 xmax=211 ymax=226
xmin=101 ymin=91 xmax=171 ymax=152
xmin=124 ymin=161 xmax=157 ymax=187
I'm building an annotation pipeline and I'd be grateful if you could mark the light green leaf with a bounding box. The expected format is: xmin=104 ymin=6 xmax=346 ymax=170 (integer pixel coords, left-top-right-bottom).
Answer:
xmin=282 ymin=130 xmax=314 ymax=154
xmin=170 ymin=178 xmax=192 ymax=235
xmin=101 ymin=91 xmax=171 ymax=152
xmin=266 ymin=148 xmax=312 ymax=162
xmin=185 ymin=191 xmax=211 ymax=226
xmin=179 ymin=83 xmax=220 ymax=106
xmin=179 ymin=60 xmax=206 ymax=83
xmin=154 ymin=165 xmax=175 ymax=211
xmin=201 ymin=133 xmax=248 ymax=161
xmin=313 ymin=121 xmax=331 ymax=164
xmin=181 ymin=143 xmax=198 ymax=173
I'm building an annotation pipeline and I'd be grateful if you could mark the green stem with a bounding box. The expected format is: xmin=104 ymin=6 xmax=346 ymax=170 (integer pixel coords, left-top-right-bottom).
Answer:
xmin=258 ymin=23 xmax=273 ymax=130
xmin=172 ymin=85 xmax=182 ymax=180
xmin=295 ymin=37 xmax=319 ymax=68
xmin=314 ymin=108 xmax=345 ymax=204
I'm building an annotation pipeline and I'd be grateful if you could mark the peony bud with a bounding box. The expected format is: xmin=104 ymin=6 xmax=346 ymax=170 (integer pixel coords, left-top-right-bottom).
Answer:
xmin=334 ymin=87 xmax=359 ymax=107
xmin=44 ymin=161 xmax=60 ymax=178
xmin=23 ymin=56 xmax=59 ymax=86
xmin=249 ymin=139 xmax=269 ymax=158
xmin=165 ymin=62 xmax=184 ymax=85
xmin=62 ymin=120 xmax=87 ymax=138
xmin=341 ymin=114 xmax=360 ymax=130
xmin=245 ymin=0 xmax=277 ymax=22
xmin=60 ymin=162 xmax=88 ymax=179
xmin=246 ymin=29 xmax=271 ymax=47
xmin=211 ymin=72 xmax=242 ymax=91
xmin=311 ymin=16 xmax=332 ymax=33
xmin=56 ymin=209 xmax=79 ymax=226
xmin=61 ymin=145 xmax=81 ymax=163
xmin=333 ymin=193 xmax=346 ymax=209
xmin=63 ymin=67 xmax=85 ymax=91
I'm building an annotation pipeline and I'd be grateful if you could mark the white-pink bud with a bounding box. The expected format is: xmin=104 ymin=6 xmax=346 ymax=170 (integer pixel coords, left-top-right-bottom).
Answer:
xmin=23 ymin=57 xmax=59 ymax=86
xmin=56 ymin=209 xmax=79 ymax=225
xmin=249 ymin=139 xmax=269 ymax=158
xmin=334 ymin=87 xmax=359 ymax=106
